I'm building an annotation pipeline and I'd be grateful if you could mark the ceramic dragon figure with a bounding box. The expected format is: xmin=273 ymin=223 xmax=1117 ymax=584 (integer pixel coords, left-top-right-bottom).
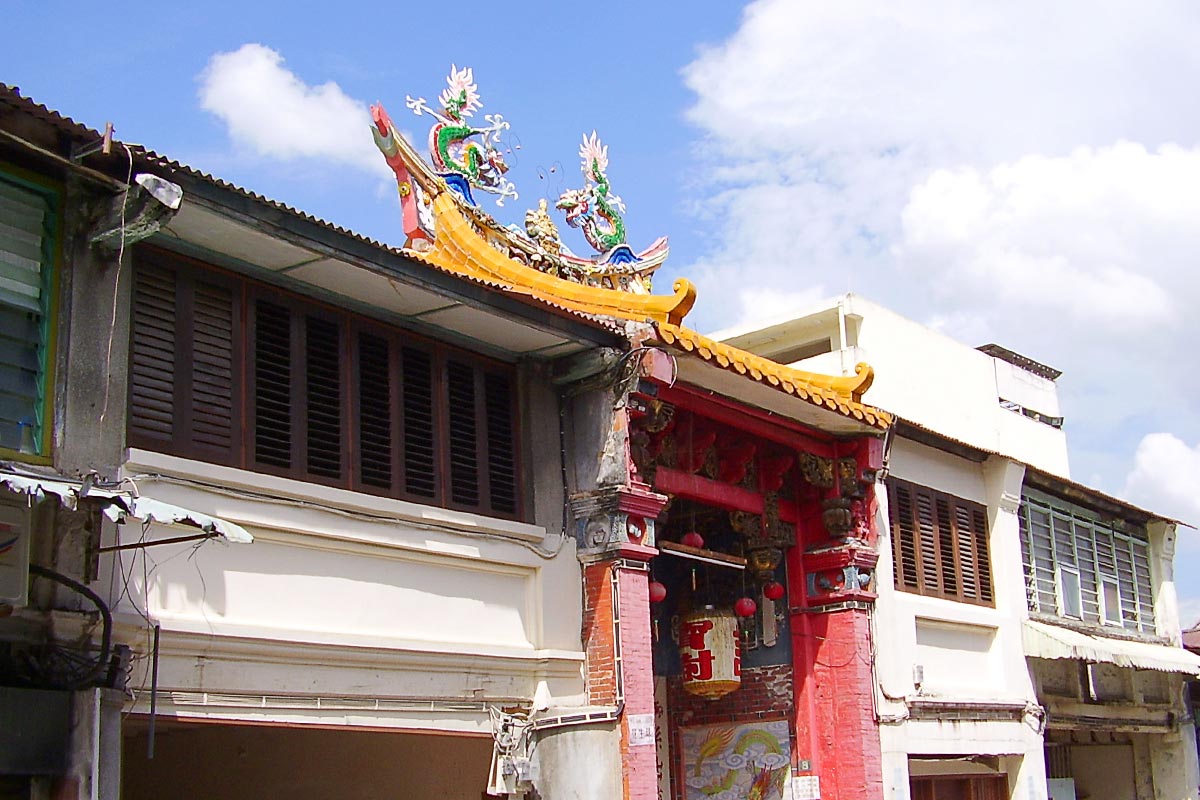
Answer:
xmin=405 ymin=65 xmax=518 ymax=206
xmin=556 ymin=131 xmax=628 ymax=255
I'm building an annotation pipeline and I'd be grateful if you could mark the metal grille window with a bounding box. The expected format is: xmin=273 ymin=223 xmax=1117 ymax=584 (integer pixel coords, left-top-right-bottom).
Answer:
xmin=0 ymin=172 xmax=57 ymax=457
xmin=1018 ymin=491 xmax=1155 ymax=634
xmin=888 ymin=479 xmax=994 ymax=606
xmin=128 ymin=248 xmax=522 ymax=519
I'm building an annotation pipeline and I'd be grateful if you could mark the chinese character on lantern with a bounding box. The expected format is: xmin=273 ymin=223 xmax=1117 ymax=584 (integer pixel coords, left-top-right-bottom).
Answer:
xmin=680 ymin=607 xmax=740 ymax=699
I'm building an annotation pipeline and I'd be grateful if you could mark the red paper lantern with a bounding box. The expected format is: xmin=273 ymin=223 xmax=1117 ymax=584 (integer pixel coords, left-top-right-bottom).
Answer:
xmin=734 ymin=597 xmax=757 ymax=618
xmin=681 ymin=531 xmax=705 ymax=549
xmin=763 ymin=581 xmax=785 ymax=601
xmin=648 ymin=581 xmax=668 ymax=603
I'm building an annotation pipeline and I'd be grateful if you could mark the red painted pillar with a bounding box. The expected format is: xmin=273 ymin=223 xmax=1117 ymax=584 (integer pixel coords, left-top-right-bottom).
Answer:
xmin=792 ymin=607 xmax=882 ymax=799
xmin=789 ymin=444 xmax=885 ymax=800
xmin=581 ymin=545 xmax=659 ymax=800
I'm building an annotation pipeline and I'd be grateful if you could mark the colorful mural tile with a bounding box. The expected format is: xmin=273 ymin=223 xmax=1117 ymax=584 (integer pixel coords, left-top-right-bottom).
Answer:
xmin=679 ymin=719 xmax=791 ymax=800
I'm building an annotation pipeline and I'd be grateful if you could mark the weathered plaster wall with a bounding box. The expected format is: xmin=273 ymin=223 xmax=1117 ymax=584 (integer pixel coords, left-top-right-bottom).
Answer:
xmin=533 ymin=723 xmax=623 ymax=800
xmin=716 ymin=294 xmax=1071 ymax=478
xmin=873 ymin=445 xmax=1042 ymax=798
xmin=97 ymin=449 xmax=590 ymax=729
xmin=56 ymin=187 xmax=132 ymax=478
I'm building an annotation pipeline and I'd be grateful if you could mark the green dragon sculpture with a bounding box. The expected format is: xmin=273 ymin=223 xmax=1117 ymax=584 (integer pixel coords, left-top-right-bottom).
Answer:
xmin=556 ymin=131 xmax=627 ymax=254
xmin=406 ymin=65 xmax=517 ymax=206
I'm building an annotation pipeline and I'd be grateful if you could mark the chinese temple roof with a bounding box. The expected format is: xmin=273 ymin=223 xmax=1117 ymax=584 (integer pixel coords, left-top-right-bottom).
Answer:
xmin=371 ymin=67 xmax=892 ymax=432
xmin=653 ymin=324 xmax=890 ymax=430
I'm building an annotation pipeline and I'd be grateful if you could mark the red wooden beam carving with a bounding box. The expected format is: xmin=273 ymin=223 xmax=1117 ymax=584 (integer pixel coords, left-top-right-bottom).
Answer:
xmin=654 ymin=466 xmax=799 ymax=523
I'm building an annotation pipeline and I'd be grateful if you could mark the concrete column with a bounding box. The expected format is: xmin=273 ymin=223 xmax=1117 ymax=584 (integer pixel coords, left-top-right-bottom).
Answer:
xmin=1009 ymin=751 xmax=1049 ymax=800
xmin=1148 ymin=728 xmax=1199 ymax=800
xmin=1147 ymin=521 xmax=1182 ymax=645
xmin=53 ymin=688 xmax=123 ymax=800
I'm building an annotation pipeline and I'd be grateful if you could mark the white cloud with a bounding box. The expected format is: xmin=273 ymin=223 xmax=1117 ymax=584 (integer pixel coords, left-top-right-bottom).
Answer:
xmin=679 ymin=0 xmax=1200 ymax=330
xmin=896 ymin=143 xmax=1200 ymax=330
xmin=680 ymin=0 xmax=1200 ymax=605
xmin=1123 ymin=433 xmax=1200 ymax=528
xmin=198 ymin=44 xmax=385 ymax=176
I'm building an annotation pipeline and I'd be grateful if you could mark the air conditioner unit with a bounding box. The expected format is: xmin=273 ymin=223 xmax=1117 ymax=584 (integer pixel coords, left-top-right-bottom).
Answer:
xmin=0 ymin=503 xmax=30 ymax=607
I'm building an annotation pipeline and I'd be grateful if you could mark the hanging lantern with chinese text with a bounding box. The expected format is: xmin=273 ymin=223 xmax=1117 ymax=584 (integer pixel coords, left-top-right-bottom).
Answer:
xmin=680 ymin=607 xmax=740 ymax=699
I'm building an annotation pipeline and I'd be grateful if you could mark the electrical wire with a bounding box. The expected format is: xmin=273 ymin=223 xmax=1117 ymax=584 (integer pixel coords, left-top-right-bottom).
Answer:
xmin=97 ymin=142 xmax=134 ymax=426
xmin=27 ymin=564 xmax=112 ymax=689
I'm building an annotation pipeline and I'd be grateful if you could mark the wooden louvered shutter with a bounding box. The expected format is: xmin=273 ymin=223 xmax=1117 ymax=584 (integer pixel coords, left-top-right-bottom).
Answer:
xmin=970 ymin=505 xmax=993 ymax=603
xmin=129 ymin=254 xmax=238 ymax=461
xmin=128 ymin=262 xmax=177 ymax=445
xmin=934 ymin=496 xmax=958 ymax=595
xmin=888 ymin=478 xmax=993 ymax=606
xmin=484 ymin=372 xmax=518 ymax=516
xmin=189 ymin=279 xmax=236 ymax=455
xmin=914 ymin=490 xmax=939 ymax=594
xmin=357 ymin=331 xmax=395 ymax=492
xmin=890 ymin=482 xmax=920 ymax=591
xmin=304 ymin=314 xmax=343 ymax=480
xmin=253 ymin=298 xmax=294 ymax=469
xmin=0 ymin=177 xmax=55 ymax=454
xmin=446 ymin=359 xmax=481 ymax=508
xmin=401 ymin=346 xmax=437 ymax=500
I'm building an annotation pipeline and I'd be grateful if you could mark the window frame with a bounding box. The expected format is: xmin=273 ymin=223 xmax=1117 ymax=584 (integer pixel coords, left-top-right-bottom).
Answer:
xmin=0 ymin=162 xmax=61 ymax=463
xmin=1056 ymin=564 xmax=1082 ymax=619
xmin=127 ymin=246 xmax=524 ymax=520
xmin=887 ymin=478 xmax=995 ymax=607
xmin=1018 ymin=490 xmax=1155 ymax=634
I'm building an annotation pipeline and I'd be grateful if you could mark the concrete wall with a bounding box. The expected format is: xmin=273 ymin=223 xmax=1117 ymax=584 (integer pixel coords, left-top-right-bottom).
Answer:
xmin=1071 ymin=743 xmax=1136 ymax=800
xmin=95 ymin=448 xmax=589 ymax=732
xmin=873 ymin=440 xmax=1044 ymax=798
xmin=717 ymin=294 xmax=1071 ymax=477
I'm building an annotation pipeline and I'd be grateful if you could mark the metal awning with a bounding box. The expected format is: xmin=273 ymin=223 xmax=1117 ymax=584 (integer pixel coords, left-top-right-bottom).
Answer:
xmin=0 ymin=469 xmax=252 ymax=545
xmin=1023 ymin=619 xmax=1200 ymax=675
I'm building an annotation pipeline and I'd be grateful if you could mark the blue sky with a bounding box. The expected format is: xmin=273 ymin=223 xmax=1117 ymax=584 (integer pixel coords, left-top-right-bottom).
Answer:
xmin=7 ymin=1 xmax=1200 ymax=619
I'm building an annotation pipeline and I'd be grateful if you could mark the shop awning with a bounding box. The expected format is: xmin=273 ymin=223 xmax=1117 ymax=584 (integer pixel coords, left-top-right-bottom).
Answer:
xmin=1023 ymin=619 xmax=1200 ymax=675
xmin=0 ymin=468 xmax=252 ymax=545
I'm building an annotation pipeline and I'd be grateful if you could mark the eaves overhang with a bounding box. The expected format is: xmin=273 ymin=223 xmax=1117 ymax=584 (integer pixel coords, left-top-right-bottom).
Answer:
xmin=651 ymin=323 xmax=891 ymax=435
xmin=0 ymin=85 xmax=624 ymax=359
xmin=894 ymin=420 xmax=1189 ymax=529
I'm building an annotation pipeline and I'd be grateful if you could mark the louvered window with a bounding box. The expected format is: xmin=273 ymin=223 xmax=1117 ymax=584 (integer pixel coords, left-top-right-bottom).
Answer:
xmin=888 ymin=479 xmax=993 ymax=606
xmin=128 ymin=247 xmax=522 ymax=518
xmin=1018 ymin=491 xmax=1154 ymax=634
xmin=129 ymin=254 xmax=240 ymax=462
xmin=0 ymin=173 xmax=57 ymax=457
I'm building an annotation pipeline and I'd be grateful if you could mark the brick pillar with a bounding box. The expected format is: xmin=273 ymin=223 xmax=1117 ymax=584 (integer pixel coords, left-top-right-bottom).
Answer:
xmin=581 ymin=547 xmax=658 ymax=800
xmin=574 ymin=485 xmax=667 ymax=800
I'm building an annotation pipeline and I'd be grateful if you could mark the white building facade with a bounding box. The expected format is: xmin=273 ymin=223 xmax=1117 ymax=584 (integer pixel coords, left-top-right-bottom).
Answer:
xmin=720 ymin=294 xmax=1200 ymax=800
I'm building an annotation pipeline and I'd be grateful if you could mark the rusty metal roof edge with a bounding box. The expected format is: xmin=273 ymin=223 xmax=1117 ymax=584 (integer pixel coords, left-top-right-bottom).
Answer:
xmin=894 ymin=419 xmax=1191 ymax=529
xmin=0 ymin=84 xmax=625 ymax=340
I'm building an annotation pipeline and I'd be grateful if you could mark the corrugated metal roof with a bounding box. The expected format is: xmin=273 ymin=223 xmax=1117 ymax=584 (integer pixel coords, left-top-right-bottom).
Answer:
xmin=0 ymin=84 xmax=622 ymax=334
xmin=895 ymin=419 xmax=1189 ymax=527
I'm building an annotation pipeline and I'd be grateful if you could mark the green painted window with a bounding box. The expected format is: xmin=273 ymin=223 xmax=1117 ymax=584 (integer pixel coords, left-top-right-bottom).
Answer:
xmin=0 ymin=171 xmax=57 ymax=457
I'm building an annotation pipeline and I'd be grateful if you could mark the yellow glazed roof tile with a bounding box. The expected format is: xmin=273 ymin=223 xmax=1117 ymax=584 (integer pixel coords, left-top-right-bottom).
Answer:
xmin=654 ymin=323 xmax=892 ymax=431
